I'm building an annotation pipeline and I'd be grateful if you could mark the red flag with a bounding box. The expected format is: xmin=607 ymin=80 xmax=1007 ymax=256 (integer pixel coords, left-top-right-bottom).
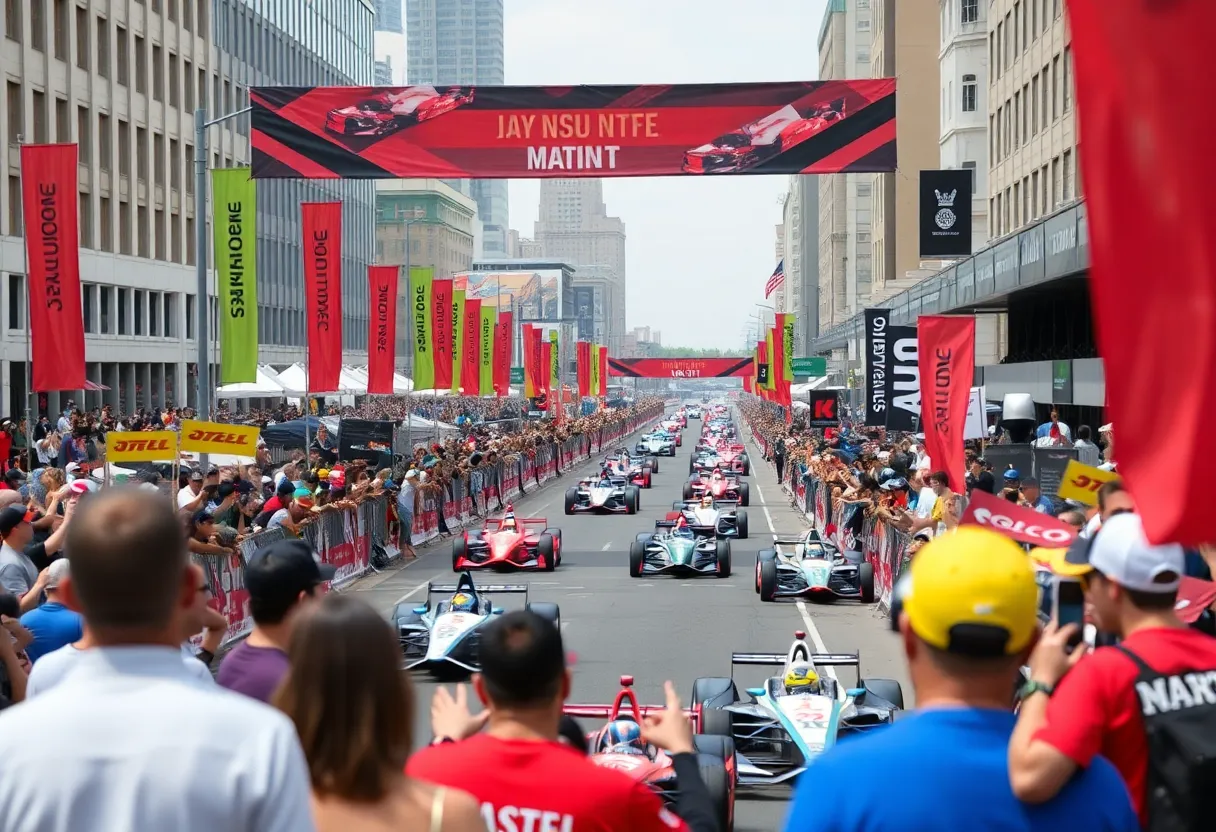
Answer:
xmin=20 ymin=144 xmax=86 ymax=391
xmin=917 ymin=316 xmax=975 ymax=493
xmin=598 ymin=346 xmax=608 ymax=396
xmin=301 ymin=203 xmax=342 ymax=393
xmin=432 ymin=278 xmax=453 ymax=390
xmin=367 ymin=266 xmax=399 ymax=395
xmin=527 ymin=325 xmax=544 ymax=400
xmin=1067 ymin=0 xmax=1215 ymax=544
xmin=462 ymin=298 xmax=481 ymax=396
xmin=495 ymin=310 xmax=513 ymax=396
xmin=576 ymin=341 xmax=590 ymax=398
xmin=537 ymin=338 xmax=551 ymax=411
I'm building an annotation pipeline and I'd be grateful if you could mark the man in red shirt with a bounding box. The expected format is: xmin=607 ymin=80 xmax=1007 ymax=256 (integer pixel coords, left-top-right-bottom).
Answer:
xmin=408 ymin=610 xmax=691 ymax=832
xmin=1009 ymin=512 xmax=1216 ymax=824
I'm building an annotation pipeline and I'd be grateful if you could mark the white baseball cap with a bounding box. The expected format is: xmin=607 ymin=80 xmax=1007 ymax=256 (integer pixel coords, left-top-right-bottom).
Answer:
xmin=1087 ymin=513 xmax=1184 ymax=594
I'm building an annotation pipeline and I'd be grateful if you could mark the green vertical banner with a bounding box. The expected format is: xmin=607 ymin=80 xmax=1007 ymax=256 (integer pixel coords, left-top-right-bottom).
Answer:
xmin=782 ymin=314 xmax=795 ymax=381
xmin=549 ymin=328 xmax=560 ymax=397
xmin=211 ymin=168 xmax=259 ymax=383
xmin=410 ymin=266 xmax=435 ymax=390
xmin=452 ymin=289 xmax=465 ymax=393
xmin=479 ymin=304 xmax=496 ymax=394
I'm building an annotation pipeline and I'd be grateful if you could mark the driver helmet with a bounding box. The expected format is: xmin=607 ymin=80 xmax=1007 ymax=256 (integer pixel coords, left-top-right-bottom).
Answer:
xmin=784 ymin=663 xmax=820 ymax=694
xmin=712 ymin=467 xmax=723 ymax=478
xmin=502 ymin=505 xmax=517 ymax=530
xmin=700 ymin=495 xmax=714 ymax=508
xmin=675 ymin=516 xmax=693 ymax=536
xmin=596 ymin=719 xmax=646 ymax=755
xmin=450 ymin=592 xmax=476 ymax=613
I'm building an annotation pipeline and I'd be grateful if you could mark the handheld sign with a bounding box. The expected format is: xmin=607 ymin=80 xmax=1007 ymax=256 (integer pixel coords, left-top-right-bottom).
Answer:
xmin=179 ymin=419 xmax=261 ymax=456
xmin=1055 ymin=459 xmax=1118 ymax=507
xmin=959 ymin=489 xmax=1078 ymax=548
xmin=106 ymin=431 xmax=179 ymax=463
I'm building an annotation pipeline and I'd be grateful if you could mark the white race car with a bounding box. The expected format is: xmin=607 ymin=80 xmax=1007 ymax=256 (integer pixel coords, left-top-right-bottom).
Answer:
xmin=565 ymin=476 xmax=641 ymax=514
xmin=755 ymin=529 xmax=875 ymax=603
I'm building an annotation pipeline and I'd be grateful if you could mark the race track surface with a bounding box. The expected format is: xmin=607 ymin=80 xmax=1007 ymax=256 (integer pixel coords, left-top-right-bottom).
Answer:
xmin=348 ymin=409 xmax=912 ymax=832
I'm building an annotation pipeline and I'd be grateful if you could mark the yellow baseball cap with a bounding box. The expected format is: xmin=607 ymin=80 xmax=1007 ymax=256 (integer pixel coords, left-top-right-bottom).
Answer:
xmin=902 ymin=527 xmax=1039 ymax=657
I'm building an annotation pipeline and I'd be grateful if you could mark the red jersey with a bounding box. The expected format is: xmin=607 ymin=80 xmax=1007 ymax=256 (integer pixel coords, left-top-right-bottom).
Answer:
xmin=407 ymin=735 xmax=688 ymax=832
xmin=1035 ymin=626 xmax=1216 ymax=823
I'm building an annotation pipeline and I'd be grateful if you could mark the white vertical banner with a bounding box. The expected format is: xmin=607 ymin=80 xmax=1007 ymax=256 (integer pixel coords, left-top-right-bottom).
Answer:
xmin=964 ymin=385 xmax=988 ymax=440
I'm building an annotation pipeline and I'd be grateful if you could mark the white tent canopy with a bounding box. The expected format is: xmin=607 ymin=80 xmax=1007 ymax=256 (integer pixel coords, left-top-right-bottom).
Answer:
xmin=216 ymin=365 xmax=287 ymax=399
xmin=338 ymin=366 xmax=368 ymax=395
xmin=272 ymin=363 xmax=367 ymax=397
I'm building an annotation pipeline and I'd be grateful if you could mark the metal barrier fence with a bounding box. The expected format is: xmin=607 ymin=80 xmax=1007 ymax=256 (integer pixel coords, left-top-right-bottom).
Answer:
xmin=194 ymin=404 xmax=665 ymax=648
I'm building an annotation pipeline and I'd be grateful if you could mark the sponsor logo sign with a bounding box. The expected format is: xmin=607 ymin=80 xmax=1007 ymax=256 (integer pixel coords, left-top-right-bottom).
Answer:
xmin=106 ymin=431 xmax=180 ymax=462
xmin=808 ymin=390 xmax=840 ymax=428
xmin=864 ymin=308 xmax=889 ymax=426
xmin=960 ymin=489 xmax=1078 ymax=547
xmin=179 ymin=420 xmax=261 ymax=455
xmin=919 ymin=169 xmax=973 ymax=257
xmin=1055 ymin=459 xmax=1119 ymax=507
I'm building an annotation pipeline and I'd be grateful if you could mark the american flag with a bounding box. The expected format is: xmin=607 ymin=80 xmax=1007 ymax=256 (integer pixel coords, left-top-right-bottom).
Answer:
xmin=764 ymin=259 xmax=785 ymax=298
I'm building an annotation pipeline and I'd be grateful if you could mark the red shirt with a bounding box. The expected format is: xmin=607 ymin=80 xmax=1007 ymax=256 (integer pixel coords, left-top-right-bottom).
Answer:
xmin=407 ymin=735 xmax=688 ymax=832
xmin=262 ymin=495 xmax=284 ymax=515
xmin=1035 ymin=626 xmax=1216 ymax=822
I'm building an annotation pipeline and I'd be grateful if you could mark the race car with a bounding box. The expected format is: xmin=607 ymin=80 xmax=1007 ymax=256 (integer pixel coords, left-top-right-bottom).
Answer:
xmin=629 ymin=518 xmax=732 ymax=577
xmin=395 ymin=571 xmax=561 ymax=674
xmin=690 ymin=632 xmax=904 ymax=789
xmin=324 ymin=85 xmax=474 ymax=137
xmin=635 ymin=431 xmax=677 ymax=457
xmin=682 ymin=100 xmax=845 ymax=175
xmin=755 ymin=528 xmax=875 ymax=603
xmin=604 ymin=452 xmax=656 ymax=487
xmin=668 ymin=496 xmax=749 ymax=539
xmin=684 ymin=470 xmax=750 ymax=506
xmin=658 ymin=421 xmax=684 ymax=444
xmin=690 ymin=447 xmax=748 ymax=477
xmin=565 ymin=675 xmax=736 ymax=832
xmin=451 ymin=506 xmax=562 ymax=572
xmin=565 ymin=475 xmax=642 ymax=514
xmin=686 ymin=406 xmax=703 ymax=420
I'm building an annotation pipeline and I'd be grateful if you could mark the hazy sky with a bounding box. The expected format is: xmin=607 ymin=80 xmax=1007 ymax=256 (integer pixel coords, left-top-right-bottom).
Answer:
xmin=502 ymin=0 xmax=829 ymax=350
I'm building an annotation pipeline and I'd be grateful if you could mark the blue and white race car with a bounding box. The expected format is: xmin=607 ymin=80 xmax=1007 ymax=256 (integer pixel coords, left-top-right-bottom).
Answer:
xmin=755 ymin=528 xmax=875 ymax=604
xmin=395 ymin=571 xmax=560 ymax=674
xmin=690 ymin=633 xmax=904 ymax=790
xmin=635 ymin=431 xmax=677 ymax=457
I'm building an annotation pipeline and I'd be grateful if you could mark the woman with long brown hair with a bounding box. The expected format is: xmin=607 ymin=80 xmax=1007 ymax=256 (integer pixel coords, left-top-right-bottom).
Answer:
xmin=273 ymin=594 xmax=484 ymax=832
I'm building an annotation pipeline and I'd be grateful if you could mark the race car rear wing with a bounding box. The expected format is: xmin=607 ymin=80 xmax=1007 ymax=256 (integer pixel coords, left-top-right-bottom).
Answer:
xmin=563 ymin=676 xmax=700 ymax=728
xmin=732 ymin=651 xmax=860 ymax=667
xmin=428 ymin=582 xmax=530 ymax=595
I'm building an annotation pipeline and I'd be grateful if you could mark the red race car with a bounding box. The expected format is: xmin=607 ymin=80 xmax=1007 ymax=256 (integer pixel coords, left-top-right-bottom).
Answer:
xmin=682 ymin=100 xmax=846 ymax=175
xmin=451 ymin=506 xmax=562 ymax=572
xmin=684 ymin=471 xmax=750 ymax=505
xmin=325 ymin=85 xmax=475 ymax=137
xmin=565 ymin=675 xmax=736 ymax=832
xmin=714 ymin=444 xmax=751 ymax=476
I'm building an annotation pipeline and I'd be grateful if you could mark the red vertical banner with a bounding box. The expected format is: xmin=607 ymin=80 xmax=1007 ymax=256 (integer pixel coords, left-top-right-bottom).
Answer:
xmin=494 ymin=310 xmax=512 ymax=396
xmin=526 ymin=325 xmax=544 ymax=400
xmin=301 ymin=202 xmax=342 ymax=394
xmin=462 ymin=298 xmax=481 ymax=395
xmin=769 ymin=325 xmax=784 ymax=405
xmin=20 ymin=144 xmax=86 ymax=391
xmin=598 ymin=345 xmax=608 ymax=396
xmin=576 ymin=341 xmax=589 ymax=398
xmin=432 ymin=278 xmax=453 ymax=391
xmin=539 ymin=340 xmax=552 ymax=410
xmin=521 ymin=323 xmax=535 ymax=398
xmin=367 ymin=266 xmax=399 ymax=395
xmin=917 ymin=316 xmax=975 ymax=494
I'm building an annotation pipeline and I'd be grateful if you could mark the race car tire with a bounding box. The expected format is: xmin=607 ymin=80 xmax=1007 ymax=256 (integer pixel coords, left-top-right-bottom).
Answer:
xmin=682 ymin=482 xmax=694 ymax=501
xmin=715 ymin=539 xmax=732 ymax=578
xmin=689 ymin=456 xmax=696 ymax=475
xmin=759 ymin=557 xmax=779 ymax=602
xmin=649 ymin=456 xmax=660 ymax=473
xmin=625 ymin=486 xmax=641 ymax=514
xmin=451 ymin=537 xmax=468 ymax=572
xmin=693 ymin=735 xmax=737 ymax=770
xmin=697 ymin=757 xmax=733 ymax=832
xmin=676 ymin=436 xmax=682 ymax=446
xmin=861 ymin=678 xmax=905 ymax=710
xmin=755 ymin=549 xmax=776 ymax=593
xmin=735 ymin=509 xmax=749 ymax=540
xmin=563 ymin=488 xmax=579 ymax=515
xmin=628 ymin=541 xmax=645 ymax=577
xmin=691 ymin=677 xmax=739 ymax=711
xmin=738 ymin=482 xmax=750 ymax=507
xmin=526 ymin=601 xmax=561 ymax=631
xmin=739 ymin=454 xmax=751 ymax=476
xmin=635 ymin=532 xmax=654 ymax=545
xmin=642 ymin=466 xmax=653 ymax=488
xmin=859 ymin=562 xmax=875 ymax=604
xmin=537 ymin=534 xmax=557 ymax=572
xmin=543 ymin=528 xmax=563 ymax=565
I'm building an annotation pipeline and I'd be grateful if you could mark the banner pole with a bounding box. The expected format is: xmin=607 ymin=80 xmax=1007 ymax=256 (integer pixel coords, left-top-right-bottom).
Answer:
xmin=193 ymin=108 xmax=212 ymax=472
xmin=16 ymin=134 xmax=34 ymax=473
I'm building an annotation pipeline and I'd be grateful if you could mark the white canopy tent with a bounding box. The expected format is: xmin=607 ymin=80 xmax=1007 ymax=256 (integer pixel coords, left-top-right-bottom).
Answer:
xmin=344 ymin=366 xmax=414 ymax=396
xmin=216 ymin=365 xmax=288 ymax=399
xmin=338 ymin=366 xmax=368 ymax=395
xmin=273 ymin=363 xmax=309 ymax=397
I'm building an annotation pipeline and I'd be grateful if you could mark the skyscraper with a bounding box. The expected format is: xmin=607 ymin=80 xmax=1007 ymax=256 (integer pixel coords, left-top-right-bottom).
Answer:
xmin=406 ymin=0 xmax=509 ymax=255
xmin=374 ymin=0 xmax=404 ymax=34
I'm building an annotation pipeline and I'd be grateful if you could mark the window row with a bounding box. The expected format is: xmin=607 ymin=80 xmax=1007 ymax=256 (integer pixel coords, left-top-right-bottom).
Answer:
xmin=6 ymin=275 xmax=194 ymax=340
xmin=990 ymin=149 xmax=1076 ymax=238
xmin=989 ymin=47 xmax=1072 ymax=164
xmin=991 ymin=0 xmax=1064 ymax=83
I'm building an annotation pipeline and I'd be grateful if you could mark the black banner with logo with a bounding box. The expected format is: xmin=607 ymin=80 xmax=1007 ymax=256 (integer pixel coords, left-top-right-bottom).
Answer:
xmin=1033 ymin=446 xmax=1079 ymax=505
xmin=864 ymin=308 xmax=889 ymax=426
xmin=808 ymin=390 xmax=841 ymax=428
xmin=338 ymin=418 xmax=395 ymax=467
xmin=883 ymin=325 xmax=920 ymax=432
xmin=919 ymin=169 xmax=973 ymax=258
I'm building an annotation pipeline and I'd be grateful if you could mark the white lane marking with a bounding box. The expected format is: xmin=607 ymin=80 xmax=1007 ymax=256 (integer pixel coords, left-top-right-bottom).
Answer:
xmin=763 ymin=505 xmax=776 ymax=535
xmin=389 ymin=580 xmax=431 ymax=607
xmin=795 ymin=599 xmax=842 ymax=690
xmin=601 ymin=541 xmax=612 ymax=551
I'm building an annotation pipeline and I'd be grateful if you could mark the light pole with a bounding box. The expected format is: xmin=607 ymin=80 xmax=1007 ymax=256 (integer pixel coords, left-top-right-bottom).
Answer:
xmin=401 ymin=215 xmax=440 ymax=452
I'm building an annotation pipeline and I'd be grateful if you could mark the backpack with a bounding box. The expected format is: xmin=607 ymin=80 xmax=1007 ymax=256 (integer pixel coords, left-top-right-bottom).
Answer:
xmin=1119 ymin=645 xmax=1216 ymax=832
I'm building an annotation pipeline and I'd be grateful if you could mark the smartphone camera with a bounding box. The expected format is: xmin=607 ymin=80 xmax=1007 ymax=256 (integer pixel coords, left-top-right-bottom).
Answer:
xmin=1052 ymin=576 xmax=1087 ymax=651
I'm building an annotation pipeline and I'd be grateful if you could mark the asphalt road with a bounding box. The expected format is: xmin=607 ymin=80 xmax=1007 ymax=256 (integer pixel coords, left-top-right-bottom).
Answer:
xmin=348 ymin=408 xmax=911 ymax=832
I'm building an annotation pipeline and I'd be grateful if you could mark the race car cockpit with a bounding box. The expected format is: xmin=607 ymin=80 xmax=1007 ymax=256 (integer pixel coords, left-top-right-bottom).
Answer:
xmin=501 ymin=506 xmax=518 ymax=532
xmin=595 ymin=719 xmax=652 ymax=757
xmin=672 ymin=517 xmax=695 ymax=539
xmin=700 ymin=495 xmax=714 ymax=509
xmin=782 ymin=663 xmax=822 ymax=696
xmin=712 ymin=467 xmax=724 ymax=481
xmin=448 ymin=591 xmax=481 ymax=614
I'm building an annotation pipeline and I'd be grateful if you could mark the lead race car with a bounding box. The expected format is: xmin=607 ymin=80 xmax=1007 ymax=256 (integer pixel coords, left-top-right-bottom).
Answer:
xmin=755 ymin=528 xmax=875 ymax=604
xmin=451 ymin=506 xmax=562 ymax=572
xmin=565 ymin=675 xmax=737 ymax=832
xmin=565 ymin=474 xmax=641 ymax=515
xmin=684 ymin=469 xmax=750 ymax=506
xmin=629 ymin=517 xmax=731 ymax=578
xmin=669 ymin=495 xmax=749 ymax=540
xmin=690 ymin=632 xmax=903 ymax=789
xmin=395 ymin=571 xmax=561 ymax=674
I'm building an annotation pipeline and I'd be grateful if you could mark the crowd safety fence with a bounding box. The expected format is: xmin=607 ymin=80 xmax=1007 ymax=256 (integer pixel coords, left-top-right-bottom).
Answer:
xmin=742 ymin=411 xmax=913 ymax=612
xmin=191 ymin=405 xmax=666 ymax=647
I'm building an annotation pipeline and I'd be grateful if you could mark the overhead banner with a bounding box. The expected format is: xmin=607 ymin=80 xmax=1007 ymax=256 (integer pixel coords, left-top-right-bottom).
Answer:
xmin=367 ymin=266 xmax=399 ymax=395
xmin=494 ymin=310 xmax=513 ymax=396
xmin=863 ymin=308 xmax=889 ymax=427
xmin=180 ymin=420 xmax=261 ymax=456
xmin=249 ymin=80 xmax=898 ymax=180
xmin=608 ymin=357 xmax=752 ymax=378
xmin=211 ymin=168 xmax=259 ymax=383
xmin=432 ymin=278 xmax=453 ymax=390
xmin=19 ymin=144 xmax=87 ymax=391
xmin=106 ymin=431 xmax=179 ymax=463
xmin=590 ymin=344 xmax=602 ymax=398
xmin=301 ymin=202 xmax=343 ymax=394
xmin=452 ymin=289 xmax=465 ymax=393
xmin=479 ymin=304 xmax=496 ymax=396
xmin=917 ymin=316 xmax=975 ymax=493
xmin=919 ymin=169 xmax=973 ymax=257
xmin=884 ymin=324 xmax=920 ymax=432
xmin=409 ymin=267 xmax=435 ymax=391
xmin=462 ymin=297 xmax=481 ymax=396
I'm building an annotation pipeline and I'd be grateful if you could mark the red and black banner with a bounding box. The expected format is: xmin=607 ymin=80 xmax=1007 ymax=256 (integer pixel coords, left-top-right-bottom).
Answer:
xmin=250 ymin=80 xmax=897 ymax=180
xmin=20 ymin=144 xmax=86 ymax=391
xmin=367 ymin=266 xmax=398 ymax=395
xmin=301 ymin=202 xmax=342 ymax=394
xmin=609 ymin=357 xmax=753 ymax=379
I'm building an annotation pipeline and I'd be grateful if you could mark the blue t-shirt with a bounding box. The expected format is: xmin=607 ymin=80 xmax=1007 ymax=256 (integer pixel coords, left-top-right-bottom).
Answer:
xmin=782 ymin=707 xmax=1138 ymax=832
xmin=19 ymin=602 xmax=84 ymax=663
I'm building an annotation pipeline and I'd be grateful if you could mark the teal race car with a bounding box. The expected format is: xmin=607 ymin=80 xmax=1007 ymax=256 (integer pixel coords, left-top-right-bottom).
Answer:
xmin=629 ymin=519 xmax=732 ymax=578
